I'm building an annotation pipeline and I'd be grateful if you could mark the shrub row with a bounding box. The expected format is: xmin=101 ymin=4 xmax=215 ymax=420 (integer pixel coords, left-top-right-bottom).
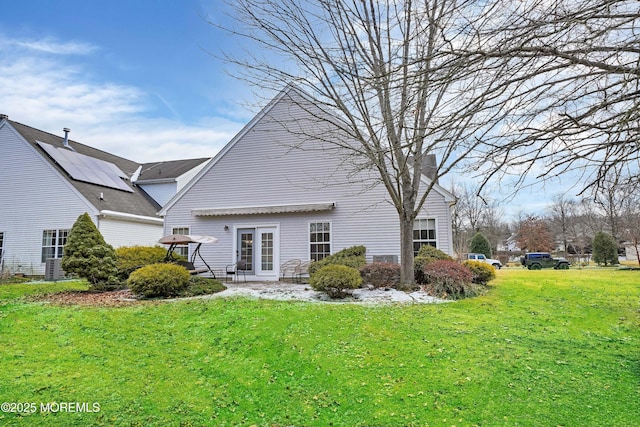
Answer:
xmin=308 ymin=245 xmax=366 ymax=276
xmin=127 ymin=263 xmax=226 ymax=298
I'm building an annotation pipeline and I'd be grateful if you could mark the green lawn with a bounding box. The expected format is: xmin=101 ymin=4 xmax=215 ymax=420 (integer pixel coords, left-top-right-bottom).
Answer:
xmin=1 ymin=270 xmax=638 ymax=426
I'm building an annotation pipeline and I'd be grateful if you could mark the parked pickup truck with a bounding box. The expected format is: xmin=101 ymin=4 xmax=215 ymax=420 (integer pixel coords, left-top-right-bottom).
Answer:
xmin=464 ymin=253 xmax=502 ymax=269
xmin=520 ymin=252 xmax=570 ymax=270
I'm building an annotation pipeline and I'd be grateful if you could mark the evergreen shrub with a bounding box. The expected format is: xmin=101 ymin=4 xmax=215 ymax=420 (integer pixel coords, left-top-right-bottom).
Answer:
xmin=128 ymin=263 xmax=191 ymax=298
xmin=592 ymin=231 xmax=618 ymax=266
xmin=61 ymin=212 xmax=121 ymax=290
xmin=115 ymin=246 xmax=169 ymax=279
xmin=469 ymin=232 xmax=492 ymax=258
xmin=462 ymin=260 xmax=496 ymax=285
xmin=310 ymin=264 xmax=363 ymax=299
xmin=308 ymin=245 xmax=366 ymax=276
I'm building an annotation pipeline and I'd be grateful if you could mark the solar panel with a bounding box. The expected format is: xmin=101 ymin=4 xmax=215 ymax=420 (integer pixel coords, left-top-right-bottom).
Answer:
xmin=36 ymin=141 xmax=134 ymax=193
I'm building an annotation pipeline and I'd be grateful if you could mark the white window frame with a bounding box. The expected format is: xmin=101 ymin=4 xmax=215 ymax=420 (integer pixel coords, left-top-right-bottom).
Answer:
xmin=171 ymin=227 xmax=190 ymax=258
xmin=42 ymin=229 xmax=70 ymax=263
xmin=309 ymin=221 xmax=332 ymax=261
xmin=413 ymin=218 xmax=437 ymax=256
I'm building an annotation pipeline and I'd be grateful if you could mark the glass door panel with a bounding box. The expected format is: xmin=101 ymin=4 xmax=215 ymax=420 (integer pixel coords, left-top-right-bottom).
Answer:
xmin=237 ymin=229 xmax=254 ymax=274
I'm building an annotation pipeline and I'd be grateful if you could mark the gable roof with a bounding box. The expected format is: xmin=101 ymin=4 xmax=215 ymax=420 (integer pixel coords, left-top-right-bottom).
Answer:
xmin=136 ymin=158 xmax=210 ymax=183
xmin=7 ymin=119 xmax=161 ymax=218
xmin=159 ymin=85 xmax=456 ymax=214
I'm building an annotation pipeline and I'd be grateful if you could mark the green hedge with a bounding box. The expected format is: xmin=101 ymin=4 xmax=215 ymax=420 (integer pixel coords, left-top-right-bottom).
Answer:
xmin=462 ymin=260 xmax=496 ymax=285
xmin=310 ymin=264 xmax=363 ymax=299
xmin=308 ymin=245 xmax=366 ymax=276
xmin=115 ymin=246 xmax=170 ymax=279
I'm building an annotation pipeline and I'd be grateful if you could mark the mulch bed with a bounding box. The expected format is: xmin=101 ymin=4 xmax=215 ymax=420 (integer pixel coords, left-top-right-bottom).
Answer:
xmin=29 ymin=289 xmax=147 ymax=307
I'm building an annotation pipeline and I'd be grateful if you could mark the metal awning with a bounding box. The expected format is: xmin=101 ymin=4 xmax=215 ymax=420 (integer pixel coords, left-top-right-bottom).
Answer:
xmin=192 ymin=202 xmax=335 ymax=217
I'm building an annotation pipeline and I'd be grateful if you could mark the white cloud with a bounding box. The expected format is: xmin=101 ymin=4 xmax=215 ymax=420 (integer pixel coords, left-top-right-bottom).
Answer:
xmin=0 ymin=35 xmax=243 ymax=162
xmin=0 ymin=34 xmax=97 ymax=55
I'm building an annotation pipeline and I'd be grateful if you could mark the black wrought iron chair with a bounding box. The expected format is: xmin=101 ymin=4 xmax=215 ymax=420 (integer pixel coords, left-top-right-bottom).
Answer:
xmin=225 ymin=260 xmax=247 ymax=282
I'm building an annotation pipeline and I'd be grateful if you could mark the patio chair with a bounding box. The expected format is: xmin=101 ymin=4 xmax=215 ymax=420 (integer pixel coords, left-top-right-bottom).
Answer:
xmin=279 ymin=259 xmax=301 ymax=282
xmin=226 ymin=260 xmax=247 ymax=282
xmin=294 ymin=260 xmax=312 ymax=284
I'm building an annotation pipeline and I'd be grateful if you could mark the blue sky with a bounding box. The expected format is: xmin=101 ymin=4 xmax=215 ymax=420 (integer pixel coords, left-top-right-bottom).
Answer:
xmin=0 ymin=1 xmax=566 ymax=219
xmin=0 ymin=0 xmax=255 ymax=162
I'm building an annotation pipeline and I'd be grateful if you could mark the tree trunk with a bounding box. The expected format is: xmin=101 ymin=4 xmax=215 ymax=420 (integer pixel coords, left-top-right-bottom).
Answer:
xmin=399 ymin=215 xmax=415 ymax=289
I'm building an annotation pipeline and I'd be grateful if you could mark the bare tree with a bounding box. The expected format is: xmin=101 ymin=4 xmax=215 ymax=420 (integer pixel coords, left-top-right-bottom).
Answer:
xmin=466 ymin=0 xmax=640 ymax=195
xmin=591 ymin=168 xmax=638 ymax=244
xmin=547 ymin=194 xmax=577 ymax=254
xmin=216 ymin=0 xmax=519 ymax=285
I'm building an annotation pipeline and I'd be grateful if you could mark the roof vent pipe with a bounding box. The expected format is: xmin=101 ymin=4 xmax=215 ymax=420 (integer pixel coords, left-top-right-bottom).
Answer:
xmin=63 ymin=128 xmax=71 ymax=148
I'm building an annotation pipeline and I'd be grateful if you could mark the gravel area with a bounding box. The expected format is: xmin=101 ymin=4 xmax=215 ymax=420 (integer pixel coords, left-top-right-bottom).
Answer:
xmin=31 ymin=282 xmax=447 ymax=306
xmin=201 ymin=281 xmax=447 ymax=304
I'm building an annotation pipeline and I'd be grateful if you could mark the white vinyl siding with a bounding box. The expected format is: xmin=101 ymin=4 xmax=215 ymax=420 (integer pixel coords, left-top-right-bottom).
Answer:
xmin=0 ymin=123 xmax=98 ymax=275
xmin=137 ymin=182 xmax=177 ymax=207
xmin=98 ymin=219 xmax=164 ymax=249
xmin=161 ymin=89 xmax=454 ymax=278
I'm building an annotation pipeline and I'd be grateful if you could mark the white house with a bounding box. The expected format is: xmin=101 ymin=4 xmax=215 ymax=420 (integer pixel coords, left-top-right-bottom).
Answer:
xmin=159 ymin=87 xmax=456 ymax=281
xmin=134 ymin=158 xmax=210 ymax=207
xmin=0 ymin=115 xmax=203 ymax=276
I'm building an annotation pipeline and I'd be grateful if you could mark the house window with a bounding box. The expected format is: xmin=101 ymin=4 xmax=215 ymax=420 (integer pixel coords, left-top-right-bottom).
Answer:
xmin=172 ymin=227 xmax=190 ymax=258
xmin=310 ymin=222 xmax=331 ymax=261
xmin=42 ymin=229 xmax=69 ymax=262
xmin=0 ymin=232 xmax=4 ymax=263
xmin=413 ymin=218 xmax=437 ymax=256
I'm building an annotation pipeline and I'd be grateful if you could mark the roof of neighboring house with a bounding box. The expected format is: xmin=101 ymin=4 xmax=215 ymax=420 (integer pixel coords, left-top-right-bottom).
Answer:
xmin=137 ymin=158 xmax=210 ymax=182
xmin=8 ymin=119 xmax=161 ymax=218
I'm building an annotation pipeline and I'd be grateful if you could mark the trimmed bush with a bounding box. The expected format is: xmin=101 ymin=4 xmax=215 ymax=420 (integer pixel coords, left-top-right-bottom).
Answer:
xmin=310 ymin=264 xmax=363 ymax=299
xmin=414 ymin=244 xmax=452 ymax=284
xmin=181 ymin=276 xmax=227 ymax=297
xmin=115 ymin=246 xmax=169 ymax=280
xmin=421 ymin=260 xmax=476 ymax=300
xmin=359 ymin=262 xmax=401 ymax=288
xmin=61 ymin=212 xmax=121 ymax=290
xmin=308 ymin=245 xmax=366 ymax=276
xmin=128 ymin=263 xmax=191 ymax=298
xmin=462 ymin=260 xmax=496 ymax=285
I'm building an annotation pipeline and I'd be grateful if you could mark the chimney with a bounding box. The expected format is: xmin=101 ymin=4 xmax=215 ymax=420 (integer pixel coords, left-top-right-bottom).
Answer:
xmin=63 ymin=128 xmax=71 ymax=148
xmin=422 ymin=154 xmax=438 ymax=183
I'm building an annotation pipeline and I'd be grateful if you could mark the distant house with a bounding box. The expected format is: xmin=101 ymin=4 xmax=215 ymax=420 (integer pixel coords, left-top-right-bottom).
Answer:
xmin=0 ymin=115 xmax=206 ymax=275
xmin=624 ymin=242 xmax=639 ymax=264
xmin=159 ymin=87 xmax=455 ymax=281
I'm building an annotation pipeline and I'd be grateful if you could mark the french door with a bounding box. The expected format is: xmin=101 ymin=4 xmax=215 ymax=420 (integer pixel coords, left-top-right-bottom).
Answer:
xmin=236 ymin=226 xmax=278 ymax=277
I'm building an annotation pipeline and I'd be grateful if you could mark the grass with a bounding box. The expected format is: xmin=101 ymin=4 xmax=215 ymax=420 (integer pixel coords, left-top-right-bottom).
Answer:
xmin=0 ymin=270 xmax=638 ymax=426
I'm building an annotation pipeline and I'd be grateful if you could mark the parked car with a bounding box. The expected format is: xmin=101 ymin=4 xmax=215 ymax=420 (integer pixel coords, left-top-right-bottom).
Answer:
xmin=520 ymin=252 xmax=570 ymax=270
xmin=464 ymin=253 xmax=502 ymax=269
